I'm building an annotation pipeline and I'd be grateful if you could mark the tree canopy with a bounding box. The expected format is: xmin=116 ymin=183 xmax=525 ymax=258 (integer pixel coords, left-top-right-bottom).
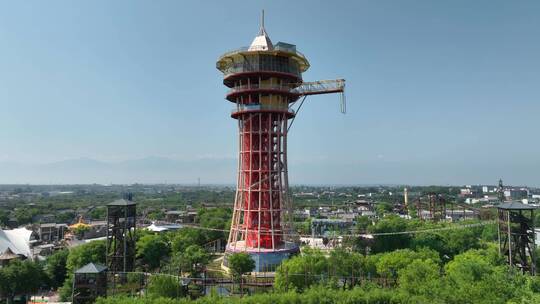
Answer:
xmin=137 ymin=234 xmax=170 ymax=270
xmin=45 ymin=249 xmax=69 ymax=288
xmin=0 ymin=260 xmax=46 ymax=302
xmin=227 ymin=253 xmax=255 ymax=281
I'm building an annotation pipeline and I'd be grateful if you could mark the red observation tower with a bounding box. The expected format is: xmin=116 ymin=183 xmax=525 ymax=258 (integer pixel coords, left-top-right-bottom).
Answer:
xmin=217 ymin=13 xmax=345 ymax=272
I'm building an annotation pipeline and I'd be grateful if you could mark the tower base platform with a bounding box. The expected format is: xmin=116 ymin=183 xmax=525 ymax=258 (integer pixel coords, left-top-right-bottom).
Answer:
xmin=222 ymin=241 xmax=299 ymax=272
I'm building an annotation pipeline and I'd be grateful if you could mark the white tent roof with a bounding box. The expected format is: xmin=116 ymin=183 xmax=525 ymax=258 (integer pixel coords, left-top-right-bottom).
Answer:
xmin=0 ymin=227 xmax=34 ymax=259
xmin=145 ymin=222 xmax=182 ymax=232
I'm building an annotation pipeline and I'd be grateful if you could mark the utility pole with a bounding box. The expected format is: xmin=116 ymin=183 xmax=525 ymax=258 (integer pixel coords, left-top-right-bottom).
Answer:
xmin=403 ymin=187 xmax=409 ymax=215
xmin=498 ymin=179 xmax=505 ymax=203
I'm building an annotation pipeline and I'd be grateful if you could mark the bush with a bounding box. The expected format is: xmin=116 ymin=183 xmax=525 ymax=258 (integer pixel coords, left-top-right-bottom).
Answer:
xmin=45 ymin=249 xmax=69 ymax=288
xmin=147 ymin=275 xmax=186 ymax=299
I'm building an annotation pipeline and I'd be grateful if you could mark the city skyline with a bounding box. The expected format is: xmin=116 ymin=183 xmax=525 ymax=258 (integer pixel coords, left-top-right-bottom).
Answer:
xmin=0 ymin=1 xmax=539 ymax=185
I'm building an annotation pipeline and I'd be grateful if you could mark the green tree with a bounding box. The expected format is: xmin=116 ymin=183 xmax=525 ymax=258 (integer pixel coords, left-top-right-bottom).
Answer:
xmin=534 ymin=212 xmax=540 ymax=227
xmin=375 ymin=202 xmax=393 ymax=215
xmin=88 ymin=207 xmax=106 ymax=220
xmin=443 ymin=250 xmax=528 ymax=304
xmin=398 ymin=259 xmax=444 ymax=303
xmin=66 ymin=240 xmax=106 ymax=272
xmin=480 ymin=223 xmax=498 ymax=242
xmin=411 ymin=233 xmax=447 ymax=258
xmin=275 ymin=249 xmax=329 ymax=292
xmin=368 ymin=215 xmax=411 ymax=253
xmin=228 ymin=253 xmax=255 ymax=279
xmin=197 ymin=207 xmax=231 ymax=240
xmin=328 ymin=248 xmax=365 ymax=289
xmin=56 ymin=211 xmax=76 ymax=224
xmin=375 ymin=248 xmax=440 ymax=284
xmin=0 ymin=260 xmax=47 ymax=304
xmin=147 ymin=210 xmax=165 ymax=221
xmin=60 ymin=240 xmax=106 ymax=301
xmin=295 ymin=218 xmax=312 ymax=235
xmin=45 ymin=249 xmax=69 ymax=288
xmin=173 ymin=245 xmax=209 ymax=277
xmin=171 ymin=228 xmax=208 ymax=253
xmin=136 ymin=234 xmax=170 ymax=270
xmin=0 ymin=209 xmax=9 ymax=227
xmin=227 ymin=253 xmax=255 ymax=295
xmin=146 ymin=275 xmax=186 ymax=299
xmin=72 ymin=225 xmax=90 ymax=239
xmin=440 ymin=228 xmax=480 ymax=257
xmin=13 ymin=208 xmax=36 ymax=225
xmin=355 ymin=215 xmax=372 ymax=233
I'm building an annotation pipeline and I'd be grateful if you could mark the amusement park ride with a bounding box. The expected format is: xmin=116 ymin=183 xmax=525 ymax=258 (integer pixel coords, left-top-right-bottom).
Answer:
xmin=216 ymin=11 xmax=346 ymax=272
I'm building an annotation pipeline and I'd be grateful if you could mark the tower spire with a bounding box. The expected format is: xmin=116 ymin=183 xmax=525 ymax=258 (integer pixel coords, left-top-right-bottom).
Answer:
xmin=261 ymin=10 xmax=265 ymax=31
xmin=249 ymin=9 xmax=273 ymax=51
xmin=259 ymin=9 xmax=267 ymax=36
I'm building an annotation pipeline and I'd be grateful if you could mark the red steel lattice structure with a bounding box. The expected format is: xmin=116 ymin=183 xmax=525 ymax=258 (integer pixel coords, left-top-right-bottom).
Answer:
xmin=217 ymin=13 xmax=345 ymax=271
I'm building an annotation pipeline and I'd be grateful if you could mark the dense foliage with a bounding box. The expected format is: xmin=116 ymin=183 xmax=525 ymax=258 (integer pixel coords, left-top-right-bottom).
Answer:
xmin=147 ymin=275 xmax=187 ymax=299
xmin=59 ymin=240 xmax=107 ymax=301
xmin=45 ymin=249 xmax=69 ymax=288
xmin=227 ymin=253 xmax=255 ymax=281
xmin=96 ymin=246 xmax=540 ymax=303
xmin=137 ymin=234 xmax=170 ymax=270
xmin=0 ymin=260 xmax=47 ymax=303
xmin=1 ymin=185 xmax=533 ymax=303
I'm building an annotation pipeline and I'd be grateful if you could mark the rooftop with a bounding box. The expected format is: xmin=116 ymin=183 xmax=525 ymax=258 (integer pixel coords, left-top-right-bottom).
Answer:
xmin=75 ymin=262 xmax=108 ymax=274
xmin=108 ymin=199 xmax=136 ymax=206
xmin=216 ymin=11 xmax=310 ymax=74
xmin=248 ymin=10 xmax=273 ymax=51
xmin=497 ymin=201 xmax=537 ymax=210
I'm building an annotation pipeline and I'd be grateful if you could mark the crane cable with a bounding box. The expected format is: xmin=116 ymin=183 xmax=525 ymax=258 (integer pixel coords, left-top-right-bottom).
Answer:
xmin=144 ymin=220 xmax=494 ymax=239
xmin=287 ymin=95 xmax=307 ymax=132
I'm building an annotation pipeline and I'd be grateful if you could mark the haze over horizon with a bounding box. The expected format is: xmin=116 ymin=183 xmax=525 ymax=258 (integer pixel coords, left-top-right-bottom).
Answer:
xmin=1 ymin=1 xmax=539 ymax=186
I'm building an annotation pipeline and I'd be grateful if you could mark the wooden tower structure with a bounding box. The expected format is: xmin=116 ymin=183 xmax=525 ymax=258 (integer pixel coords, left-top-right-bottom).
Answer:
xmin=497 ymin=202 xmax=536 ymax=274
xmin=72 ymin=263 xmax=108 ymax=304
xmin=106 ymin=194 xmax=136 ymax=274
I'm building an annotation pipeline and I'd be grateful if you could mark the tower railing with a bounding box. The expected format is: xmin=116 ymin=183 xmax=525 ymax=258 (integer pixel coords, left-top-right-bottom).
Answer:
xmin=221 ymin=62 xmax=301 ymax=78
xmin=231 ymin=104 xmax=295 ymax=115
xmin=219 ymin=46 xmax=307 ymax=63
xmin=228 ymin=83 xmax=298 ymax=95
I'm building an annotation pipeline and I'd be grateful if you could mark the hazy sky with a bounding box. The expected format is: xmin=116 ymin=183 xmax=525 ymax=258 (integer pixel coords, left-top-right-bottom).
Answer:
xmin=0 ymin=1 xmax=538 ymax=185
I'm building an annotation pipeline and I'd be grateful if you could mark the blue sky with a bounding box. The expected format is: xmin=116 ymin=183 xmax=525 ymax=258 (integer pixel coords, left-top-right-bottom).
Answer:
xmin=0 ymin=1 xmax=538 ymax=185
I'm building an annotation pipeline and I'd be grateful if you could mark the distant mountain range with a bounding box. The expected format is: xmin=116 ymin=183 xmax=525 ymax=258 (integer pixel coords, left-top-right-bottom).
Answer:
xmin=0 ymin=156 xmax=538 ymax=186
xmin=0 ymin=157 xmax=237 ymax=184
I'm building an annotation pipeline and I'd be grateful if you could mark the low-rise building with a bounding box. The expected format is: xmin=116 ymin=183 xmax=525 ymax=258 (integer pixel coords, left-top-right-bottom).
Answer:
xmin=38 ymin=223 xmax=68 ymax=243
xmin=311 ymin=218 xmax=354 ymax=238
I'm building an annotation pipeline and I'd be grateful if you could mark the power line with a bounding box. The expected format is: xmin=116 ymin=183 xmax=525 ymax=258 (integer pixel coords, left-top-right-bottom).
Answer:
xmin=145 ymin=220 xmax=494 ymax=239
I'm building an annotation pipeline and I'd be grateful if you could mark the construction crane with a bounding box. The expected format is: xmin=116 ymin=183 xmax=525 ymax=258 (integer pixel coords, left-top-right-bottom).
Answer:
xmin=293 ymin=79 xmax=346 ymax=113
xmin=287 ymin=79 xmax=346 ymax=131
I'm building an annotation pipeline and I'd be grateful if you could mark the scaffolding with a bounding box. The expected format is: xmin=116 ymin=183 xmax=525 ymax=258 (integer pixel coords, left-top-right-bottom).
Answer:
xmin=293 ymin=79 xmax=346 ymax=113
xmin=412 ymin=193 xmax=477 ymax=222
xmin=106 ymin=195 xmax=136 ymax=275
xmin=497 ymin=202 xmax=536 ymax=274
xmin=428 ymin=193 xmax=446 ymax=222
xmin=414 ymin=194 xmax=446 ymax=221
xmin=72 ymin=263 xmax=108 ymax=304
xmin=498 ymin=179 xmax=505 ymax=202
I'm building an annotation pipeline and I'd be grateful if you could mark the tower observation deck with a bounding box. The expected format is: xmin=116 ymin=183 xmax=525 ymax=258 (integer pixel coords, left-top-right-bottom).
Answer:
xmin=217 ymin=12 xmax=345 ymax=272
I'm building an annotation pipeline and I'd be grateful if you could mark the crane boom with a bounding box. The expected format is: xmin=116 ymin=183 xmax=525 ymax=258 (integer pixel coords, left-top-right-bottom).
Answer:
xmin=292 ymin=79 xmax=346 ymax=114
xmin=293 ymin=79 xmax=345 ymax=96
